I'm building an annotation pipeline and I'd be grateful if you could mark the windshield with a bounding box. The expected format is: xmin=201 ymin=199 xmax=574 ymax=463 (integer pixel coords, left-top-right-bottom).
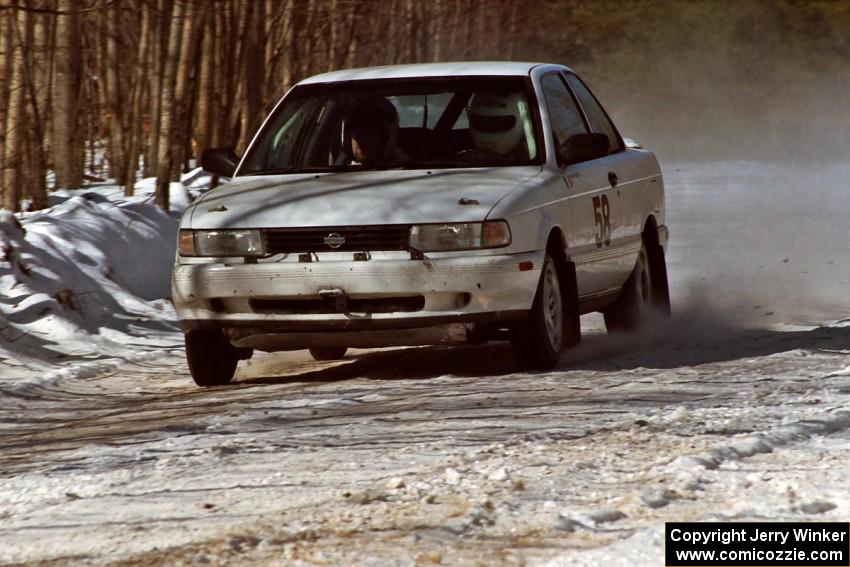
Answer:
xmin=239 ymin=77 xmax=543 ymax=175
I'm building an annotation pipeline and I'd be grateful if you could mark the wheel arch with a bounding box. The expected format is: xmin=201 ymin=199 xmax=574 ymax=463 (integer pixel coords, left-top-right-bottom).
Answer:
xmin=545 ymin=225 xmax=569 ymax=261
xmin=640 ymin=214 xmax=672 ymax=317
xmin=544 ymin=226 xmax=580 ymax=347
xmin=642 ymin=214 xmax=661 ymax=245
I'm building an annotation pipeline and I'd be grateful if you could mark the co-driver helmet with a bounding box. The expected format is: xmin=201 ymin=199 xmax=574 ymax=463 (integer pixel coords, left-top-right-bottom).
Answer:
xmin=468 ymin=92 xmax=526 ymax=156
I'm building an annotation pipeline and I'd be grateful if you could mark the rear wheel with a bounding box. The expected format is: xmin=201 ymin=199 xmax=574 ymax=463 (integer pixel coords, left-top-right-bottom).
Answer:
xmin=604 ymin=238 xmax=670 ymax=333
xmin=309 ymin=346 xmax=348 ymax=361
xmin=185 ymin=329 xmax=239 ymax=387
xmin=647 ymin=234 xmax=671 ymax=318
xmin=511 ymin=254 xmax=564 ymax=370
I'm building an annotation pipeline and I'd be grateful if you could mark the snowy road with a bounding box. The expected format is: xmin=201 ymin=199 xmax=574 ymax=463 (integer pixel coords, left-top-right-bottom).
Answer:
xmin=2 ymin=162 xmax=850 ymax=565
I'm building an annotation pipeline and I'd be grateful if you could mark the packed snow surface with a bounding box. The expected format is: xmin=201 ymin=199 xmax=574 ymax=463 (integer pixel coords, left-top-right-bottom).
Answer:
xmin=1 ymin=162 xmax=850 ymax=565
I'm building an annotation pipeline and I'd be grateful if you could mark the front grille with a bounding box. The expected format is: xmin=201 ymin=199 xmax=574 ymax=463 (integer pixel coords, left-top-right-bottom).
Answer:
xmin=250 ymin=296 xmax=425 ymax=314
xmin=263 ymin=225 xmax=410 ymax=254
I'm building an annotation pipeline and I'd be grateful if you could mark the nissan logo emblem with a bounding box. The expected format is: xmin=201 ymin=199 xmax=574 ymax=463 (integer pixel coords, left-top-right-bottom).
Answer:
xmin=324 ymin=233 xmax=346 ymax=248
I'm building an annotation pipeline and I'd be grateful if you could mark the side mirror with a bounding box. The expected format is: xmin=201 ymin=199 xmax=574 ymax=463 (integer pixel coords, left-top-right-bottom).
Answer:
xmin=201 ymin=148 xmax=240 ymax=178
xmin=559 ymin=133 xmax=610 ymax=166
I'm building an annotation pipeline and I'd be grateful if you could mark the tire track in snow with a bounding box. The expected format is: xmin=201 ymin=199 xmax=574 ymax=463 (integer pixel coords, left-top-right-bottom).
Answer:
xmin=2 ymin=323 xmax=850 ymax=565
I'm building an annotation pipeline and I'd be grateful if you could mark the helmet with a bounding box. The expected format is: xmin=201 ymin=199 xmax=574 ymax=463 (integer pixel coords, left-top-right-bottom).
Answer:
xmin=468 ymin=92 xmax=526 ymax=155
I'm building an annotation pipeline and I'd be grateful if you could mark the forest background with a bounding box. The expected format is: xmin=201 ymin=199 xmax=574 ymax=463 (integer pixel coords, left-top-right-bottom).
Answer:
xmin=1 ymin=0 xmax=848 ymax=212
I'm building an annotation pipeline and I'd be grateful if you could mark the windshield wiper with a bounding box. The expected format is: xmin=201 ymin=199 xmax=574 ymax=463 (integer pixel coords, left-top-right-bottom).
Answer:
xmin=244 ymin=166 xmax=336 ymax=175
xmin=243 ymin=161 xmax=485 ymax=175
xmin=353 ymin=161 xmax=420 ymax=171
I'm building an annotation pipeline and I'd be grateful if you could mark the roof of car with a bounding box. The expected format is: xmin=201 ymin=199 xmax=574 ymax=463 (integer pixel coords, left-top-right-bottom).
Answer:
xmin=297 ymin=62 xmax=569 ymax=85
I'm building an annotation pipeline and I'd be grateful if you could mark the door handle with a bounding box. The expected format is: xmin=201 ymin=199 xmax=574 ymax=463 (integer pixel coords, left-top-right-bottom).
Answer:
xmin=608 ymin=171 xmax=618 ymax=187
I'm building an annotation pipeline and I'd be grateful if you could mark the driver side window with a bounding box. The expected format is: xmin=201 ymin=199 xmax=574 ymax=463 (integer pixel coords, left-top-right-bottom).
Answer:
xmin=563 ymin=74 xmax=623 ymax=153
xmin=541 ymin=73 xmax=587 ymax=148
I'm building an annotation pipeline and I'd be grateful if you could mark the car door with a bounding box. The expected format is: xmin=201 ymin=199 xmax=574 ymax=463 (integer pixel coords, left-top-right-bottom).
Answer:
xmin=563 ymin=73 xmax=644 ymax=288
xmin=540 ymin=72 xmax=621 ymax=298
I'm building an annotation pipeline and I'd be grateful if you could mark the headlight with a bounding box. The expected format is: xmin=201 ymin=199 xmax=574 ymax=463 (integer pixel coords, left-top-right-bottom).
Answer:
xmin=408 ymin=220 xmax=511 ymax=252
xmin=178 ymin=229 xmax=265 ymax=257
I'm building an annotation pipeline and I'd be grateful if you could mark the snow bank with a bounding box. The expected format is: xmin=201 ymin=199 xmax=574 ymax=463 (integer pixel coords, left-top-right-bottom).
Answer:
xmin=0 ymin=177 xmax=199 ymax=391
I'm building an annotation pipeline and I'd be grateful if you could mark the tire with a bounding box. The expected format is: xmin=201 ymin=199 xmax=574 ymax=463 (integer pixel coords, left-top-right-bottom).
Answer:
xmin=309 ymin=346 xmax=348 ymax=361
xmin=604 ymin=238 xmax=670 ymax=333
xmin=647 ymin=236 xmax=671 ymax=318
xmin=185 ymin=329 xmax=239 ymax=387
xmin=511 ymin=254 xmax=565 ymax=371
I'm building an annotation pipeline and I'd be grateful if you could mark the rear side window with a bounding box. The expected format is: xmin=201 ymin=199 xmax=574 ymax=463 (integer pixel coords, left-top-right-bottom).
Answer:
xmin=540 ymin=73 xmax=587 ymax=146
xmin=564 ymin=74 xmax=623 ymax=153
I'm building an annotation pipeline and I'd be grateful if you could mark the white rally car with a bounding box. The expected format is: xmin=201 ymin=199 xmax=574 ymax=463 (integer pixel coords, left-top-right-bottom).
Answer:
xmin=173 ymin=62 xmax=669 ymax=386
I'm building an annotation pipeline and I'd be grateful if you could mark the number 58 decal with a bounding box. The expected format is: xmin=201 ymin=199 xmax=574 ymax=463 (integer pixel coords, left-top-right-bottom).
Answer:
xmin=592 ymin=195 xmax=611 ymax=248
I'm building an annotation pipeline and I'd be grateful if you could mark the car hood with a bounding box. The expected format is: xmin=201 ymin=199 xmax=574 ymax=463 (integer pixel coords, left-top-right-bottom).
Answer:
xmin=186 ymin=167 xmax=542 ymax=229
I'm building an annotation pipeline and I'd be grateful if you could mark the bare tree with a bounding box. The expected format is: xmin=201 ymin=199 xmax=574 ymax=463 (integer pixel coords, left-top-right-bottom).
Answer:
xmin=171 ymin=0 xmax=205 ymax=175
xmin=432 ymin=0 xmax=444 ymax=62
xmin=2 ymin=0 xmax=524 ymax=212
xmin=194 ymin=14 xmax=215 ymax=164
xmin=145 ymin=0 xmax=169 ymax=178
xmin=236 ymin=0 xmax=263 ymax=153
xmin=343 ymin=0 xmax=360 ymax=68
xmin=103 ymin=1 xmax=127 ymax=185
xmin=52 ymin=0 xmax=82 ymax=190
xmin=18 ymin=1 xmax=48 ymax=210
xmin=154 ymin=0 xmax=184 ymax=211
xmin=2 ymin=1 xmax=26 ymax=211
xmin=123 ymin=2 xmax=151 ymax=196
xmin=0 ymin=9 xmax=12 ymax=190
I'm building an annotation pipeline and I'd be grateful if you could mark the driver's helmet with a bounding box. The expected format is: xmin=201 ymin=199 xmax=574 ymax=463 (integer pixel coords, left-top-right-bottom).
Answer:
xmin=468 ymin=92 xmax=525 ymax=155
xmin=348 ymin=97 xmax=399 ymax=163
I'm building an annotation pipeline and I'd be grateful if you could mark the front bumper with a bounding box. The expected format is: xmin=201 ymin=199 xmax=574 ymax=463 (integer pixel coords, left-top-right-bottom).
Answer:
xmin=172 ymin=251 xmax=544 ymax=345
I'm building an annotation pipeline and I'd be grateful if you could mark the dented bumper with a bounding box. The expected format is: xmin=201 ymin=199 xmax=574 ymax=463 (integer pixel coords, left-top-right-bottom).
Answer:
xmin=171 ymin=251 xmax=544 ymax=348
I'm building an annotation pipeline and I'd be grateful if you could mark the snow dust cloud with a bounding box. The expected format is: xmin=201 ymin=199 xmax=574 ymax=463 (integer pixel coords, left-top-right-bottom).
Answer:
xmin=573 ymin=159 xmax=850 ymax=366
xmin=519 ymin=2 xmax=850 ymax=164
xmin=664 ymin=161 xmax=850 ymax=329
xmin=509 ymin=2 xmax=850 ymax=339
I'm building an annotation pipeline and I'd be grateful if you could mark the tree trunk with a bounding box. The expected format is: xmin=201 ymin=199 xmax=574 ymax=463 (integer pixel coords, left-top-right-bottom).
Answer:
xmin=0 ymin=9 xmax=12 ymax=190
xmin=14 ymin=1 xmax=47 ymax=211
xmin=171 ymin=1 xmax=205 ymax=177
xmin=2 ymin=2 xmax=26 ymax=211
xmin=505 ymin=0 xmax=519 ymax=60
xmin=236 ymin=0 xmax=263 ymax=153
xmin=145 ymin=0 xmax=170 ymax=178
xmin=195 ymin=17 xmax=215 ymax=164
xmin=215 ymin=2 xmax=236 ymax=148
xmin=52 ymin=0 xmax=83 ymax=189
xmin=32 ymin=2 xmax=51 ymax=152
xmin=432 ymin=0 xmax=443 ymax=62
xmin=404 ymin=0 xmax=415 ymax=62
xmin=226 ymin=0 xmax=247 ymax=148
xmin=124 ymin=2 xmax=151 ymax=196
xmin=327 ymin=0 xmax=342 ymax=71
xmin=154 ymin=0 xmax=184 ymax=211
xmin=343 ymin=1 xmax=359 ymax=68
xmin=446 ymin=0 xmax=458 ymax=59
xmin=299 ymin=0 xmax=318 ymax=78
xmin=261 ymin=0 xmax=282 ymax=107
xmin=104 ymin=2 xmax=127 ymax=185
xmin=281 ymin=0 xmax=296 ymax=90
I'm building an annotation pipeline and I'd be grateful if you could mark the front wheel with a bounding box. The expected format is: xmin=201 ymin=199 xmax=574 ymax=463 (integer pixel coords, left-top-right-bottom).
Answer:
xmin=309 ymin=346 xmax=348 ymax=361
xmin=185 ymin=329 xmax=239 ymax=387
xmin=511 ymin=254 xmax=564 ymax=370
